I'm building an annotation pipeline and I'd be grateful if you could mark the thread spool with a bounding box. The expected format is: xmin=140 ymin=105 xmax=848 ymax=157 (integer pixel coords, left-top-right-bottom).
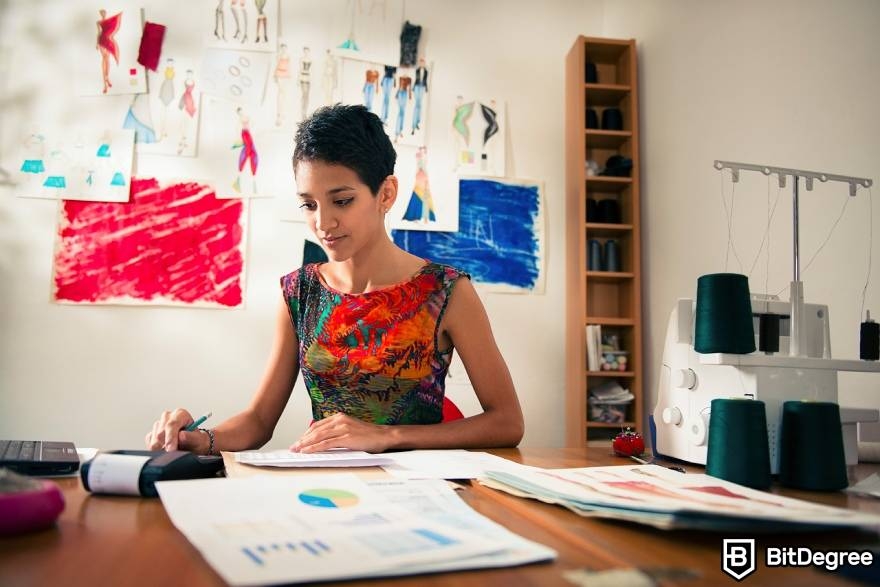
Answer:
xmin=586 ymin=108 xmax=599 ymax=129
xmin=860 ymin=311 xmax=879 ymax=361
xmin=588 ymin=239 xmax=604 ymax=271
xmin=601 ymin=107 xmax=623 ymax=130
xmin=586 ymin=62 xmax=598 ymax=84
xmin=758 ymin=313 xmax=780 ymax=354
xmin=586 ymin=198 xmax=598 ymax=222
xmin=596 ymin=199 xmax=621 ymax=224
xmin=706 ymin=398 xmax=771 ymax=489
xmin=779 ymin=401 xmax=848 ymax=491
xmin=694 ymin=273 xmax=756 ymax=354
xmin=605 ymin=240 xmax=620 ymax=272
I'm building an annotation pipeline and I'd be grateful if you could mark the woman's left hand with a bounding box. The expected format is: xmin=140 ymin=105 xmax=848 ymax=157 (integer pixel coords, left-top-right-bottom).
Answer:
xmin=290 ymin=413 xmax=391 ymax=453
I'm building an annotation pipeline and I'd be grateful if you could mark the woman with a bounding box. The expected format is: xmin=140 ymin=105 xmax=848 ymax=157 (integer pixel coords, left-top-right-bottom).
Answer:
xmin=146 ymin=105 xmax=523 ymax=454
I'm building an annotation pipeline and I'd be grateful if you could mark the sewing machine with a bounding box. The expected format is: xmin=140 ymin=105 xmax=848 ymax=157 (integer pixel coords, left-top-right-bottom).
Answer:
xmin=653 ymin=297 xmax=880 ymax=473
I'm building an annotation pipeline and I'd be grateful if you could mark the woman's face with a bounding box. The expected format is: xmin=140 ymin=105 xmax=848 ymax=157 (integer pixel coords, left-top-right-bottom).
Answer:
xmin=295 ymin=160 xmax=394 ymax=262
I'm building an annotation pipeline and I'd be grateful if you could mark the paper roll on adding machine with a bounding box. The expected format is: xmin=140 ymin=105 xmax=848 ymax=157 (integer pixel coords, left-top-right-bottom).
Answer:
xmin=653 ymin=160 xmax=879 ymax=474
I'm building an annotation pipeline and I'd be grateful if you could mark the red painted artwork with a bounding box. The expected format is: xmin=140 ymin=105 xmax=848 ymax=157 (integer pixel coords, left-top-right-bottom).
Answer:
xmin=53 ymin=177 xmax=246 ymax=307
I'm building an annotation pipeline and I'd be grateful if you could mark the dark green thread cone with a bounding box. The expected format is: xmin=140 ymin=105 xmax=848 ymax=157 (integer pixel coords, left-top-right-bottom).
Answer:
xmin=706 ymin=398 xmax=771 ymax=490
xmin=695 ymin=273 xmax=756 ymax=354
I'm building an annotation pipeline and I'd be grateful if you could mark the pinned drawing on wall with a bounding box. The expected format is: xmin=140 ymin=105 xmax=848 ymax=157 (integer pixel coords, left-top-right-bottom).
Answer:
xmin=201 ymin=96 xmax=270 ymax=199
xmin=392 ymin=177 xmax=545 ymax=293
xmin=207 ymin=0 xmax=278 ymax=52
xmin=16 ymin=129 xmax=135 ymax=202
xmin=402 ymin=147 xmax=435 ymax=223
xmin=138 ymin=57 xmax=202 ymax=157
xmin=339 ymin=58 xmax=432 ymax=146
xmin=273 ymin=43 xmax=292 ymax=126
xmin=390 ymin=146 xmax=458 ymax=232
xmin=452 ymin=96 xmax=505 ymax=176
xmin=298 ymin=47 xmax=313 ymax=121
xmin=77 ymin=5 xmax=147 ymax=96
xmin=322 ymin=49 xmax=339 ymax=106
xmin=200 ymin=48 xmax=271 ymax=108
xmin=52 ymin=177 xmax=247 ymax=308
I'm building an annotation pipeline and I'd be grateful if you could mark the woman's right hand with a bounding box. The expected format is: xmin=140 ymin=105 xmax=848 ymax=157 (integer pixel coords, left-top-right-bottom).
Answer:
xmin=144 ymin=409 xmax=209 ymax=453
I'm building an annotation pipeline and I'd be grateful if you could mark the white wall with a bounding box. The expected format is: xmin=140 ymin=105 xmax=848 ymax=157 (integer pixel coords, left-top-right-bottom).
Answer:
xmin=600 ymin=0 xmax=880 ymax=425
xmin=0 ymin=0 xmax=601 ymax=448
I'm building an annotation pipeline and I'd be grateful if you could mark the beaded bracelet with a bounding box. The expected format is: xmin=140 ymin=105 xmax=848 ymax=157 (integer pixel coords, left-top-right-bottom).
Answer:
xmin=199 ymin=427 xmax=216 ymax=456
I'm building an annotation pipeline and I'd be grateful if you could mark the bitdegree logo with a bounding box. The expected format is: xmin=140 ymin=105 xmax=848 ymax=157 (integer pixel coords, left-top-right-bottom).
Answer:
xmin=766 ymin=547 xmax=874 ymax=571
xmin=722 ymin=540 xmax=875 ymax=580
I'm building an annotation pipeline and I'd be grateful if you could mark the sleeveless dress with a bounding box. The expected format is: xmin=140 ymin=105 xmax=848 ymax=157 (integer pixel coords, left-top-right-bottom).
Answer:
xmin=280 ymin=262 xmax=469 ymax=425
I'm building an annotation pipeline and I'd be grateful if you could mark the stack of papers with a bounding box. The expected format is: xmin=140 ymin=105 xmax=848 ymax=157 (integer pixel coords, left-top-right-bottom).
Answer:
xmin=481 ymin=464 xmax=880 ymax=532
xmin=157 ymin=474 xmax=555 ymax=585
xmin=234 ymin=449 xmax=393 ymax=468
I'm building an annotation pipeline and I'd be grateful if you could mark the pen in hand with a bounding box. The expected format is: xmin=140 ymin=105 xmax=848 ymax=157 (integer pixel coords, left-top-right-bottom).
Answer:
xmin=185 ymin=412 xmax=212 ymax=432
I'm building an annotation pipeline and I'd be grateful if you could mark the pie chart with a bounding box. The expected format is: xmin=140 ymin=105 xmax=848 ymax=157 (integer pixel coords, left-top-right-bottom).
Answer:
xmin=298 ymin=488 xmax=360 ymax=508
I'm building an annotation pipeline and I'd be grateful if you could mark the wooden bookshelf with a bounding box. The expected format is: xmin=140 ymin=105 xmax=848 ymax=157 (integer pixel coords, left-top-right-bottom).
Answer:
xmin=565 ymin=36 xmax=643 ymax=446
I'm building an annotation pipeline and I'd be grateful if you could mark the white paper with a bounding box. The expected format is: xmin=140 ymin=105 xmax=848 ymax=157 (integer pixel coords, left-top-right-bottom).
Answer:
xmin=86 ymin=453 xmax=151 ymax=495
xmin=380 ymin=450 xmax=536 ymax=480
xmin=156 ymin=474 xmax=546 ymax=585
xmin=234 ymin=449 xmax=393 ymax=468
xmin=846 ymin=473 xmax=880 ymax=499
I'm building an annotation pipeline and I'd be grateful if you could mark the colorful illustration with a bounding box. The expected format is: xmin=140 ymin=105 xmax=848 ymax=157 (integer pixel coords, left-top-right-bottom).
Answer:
xmin=96 ymin=9 xmax=121 ymax=94
xmin=16 ymin=129 xmax=135 ymax=202
xmin=340 ymin=59 xmax=432 ymax=146
xmin=77 ymin=4 xmax=146 ymax=96
xmin=52 ymin=178 xmax=246 ymax=307
xmin=452 ymin=96 xmax=506 ymax=176
xmin=137 ymin=57 xmax=202 ymax=157
xmin=202 ymin=97 xmax=269 ymax=199
xmin=401 ymin=147 xmax=436 ymax=224
xmin=393 ymin=178 xmax=545 ymax=293
xmin=206 ymin=0 xmax=278 ymax=53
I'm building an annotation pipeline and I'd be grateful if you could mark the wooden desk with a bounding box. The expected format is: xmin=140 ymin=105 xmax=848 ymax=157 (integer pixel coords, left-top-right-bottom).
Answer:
xmin=1 ymin=448 xmax=877 ymax=586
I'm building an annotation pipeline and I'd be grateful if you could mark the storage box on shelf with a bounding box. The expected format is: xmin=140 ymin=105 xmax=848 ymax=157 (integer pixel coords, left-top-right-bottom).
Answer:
xmin=565 ymin=36 xmax=643 ymax=445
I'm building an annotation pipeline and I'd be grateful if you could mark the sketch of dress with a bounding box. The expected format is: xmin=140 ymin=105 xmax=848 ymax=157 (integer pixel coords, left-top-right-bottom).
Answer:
xmin=234 ymin=107 xmax=258 ymax=194
xmin=96 ymin=10 xmax=121 ymax=94
xmin=159 ymin=59 xmax=176 ymax=139
xmin=402 ymin=148 xmax=436 ymax=223
xmin=123 ymin=94 xmax=157 ymax=144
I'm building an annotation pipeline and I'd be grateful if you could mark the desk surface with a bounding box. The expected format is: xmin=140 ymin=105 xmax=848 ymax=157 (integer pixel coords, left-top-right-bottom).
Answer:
xmin=1 ymin=448 xmax=878 ymax=587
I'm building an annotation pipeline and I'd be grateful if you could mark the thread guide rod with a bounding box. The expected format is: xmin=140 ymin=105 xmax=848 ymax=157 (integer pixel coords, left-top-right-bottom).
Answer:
xmin=713 ymin=160 xmax=874 ymax=357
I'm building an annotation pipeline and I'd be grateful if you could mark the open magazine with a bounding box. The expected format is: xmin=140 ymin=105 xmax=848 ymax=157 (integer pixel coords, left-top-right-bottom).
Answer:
xmin=481 ymin=464 xmax=880 ymax=532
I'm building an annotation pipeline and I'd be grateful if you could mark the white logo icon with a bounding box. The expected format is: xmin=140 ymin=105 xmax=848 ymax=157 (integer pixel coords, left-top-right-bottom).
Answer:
xmin=723 ymin=538 xmax=756 ymax=581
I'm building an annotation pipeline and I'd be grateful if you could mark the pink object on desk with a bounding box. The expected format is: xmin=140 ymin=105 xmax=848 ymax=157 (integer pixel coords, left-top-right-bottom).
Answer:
xmin=0 ymin=475 xmax=65 ymax=536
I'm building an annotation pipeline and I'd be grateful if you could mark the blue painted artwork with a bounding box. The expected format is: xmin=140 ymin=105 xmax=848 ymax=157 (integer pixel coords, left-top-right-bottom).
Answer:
xmin=393 ymin=178 xmax=544 ymax=292
xmin=110 ymin=172 xmax=127 ymax=186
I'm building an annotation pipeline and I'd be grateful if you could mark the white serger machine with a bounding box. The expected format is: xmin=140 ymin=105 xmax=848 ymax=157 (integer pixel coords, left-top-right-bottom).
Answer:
xmin=653 ymin=296 xmax=879 ymax=473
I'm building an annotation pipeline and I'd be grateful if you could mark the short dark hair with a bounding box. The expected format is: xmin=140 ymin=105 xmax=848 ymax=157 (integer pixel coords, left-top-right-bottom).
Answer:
xmin=293 ymin=104 xmax=396 ymax=194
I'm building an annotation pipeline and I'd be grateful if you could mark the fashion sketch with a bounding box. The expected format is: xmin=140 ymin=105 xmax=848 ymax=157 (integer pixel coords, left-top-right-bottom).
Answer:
xmin=234 ymin=107 xmax=258 ymax=194
xmin=254 ymin=0 xmax=269 ymax=43
xmin=96 ymin=9 xmax=121 ymax=94
xmin=402 ymin=147 xmax=436 ymax=223
xmin=274 ymin=44 xmax=291 ymax=126
xmin=299 ymin=47 xmax=312 ymax=120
